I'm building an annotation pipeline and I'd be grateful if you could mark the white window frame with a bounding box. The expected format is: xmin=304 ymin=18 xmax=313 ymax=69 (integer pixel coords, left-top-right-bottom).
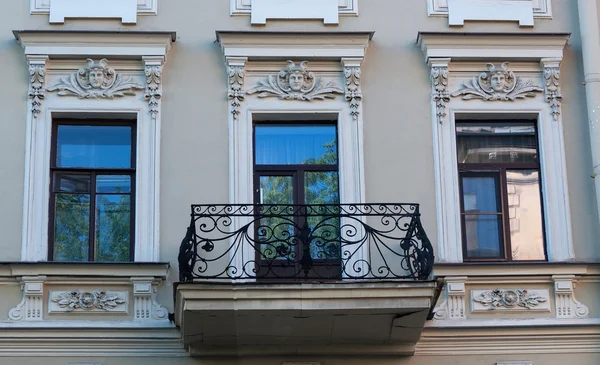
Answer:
xmin=30 ymin=0 xmax=158 ymax=23
xmin=418 ymin=33 xmax=573 ymax=263
xmin=230 ymin=0 xmax=358 ymax=24
xmin=427 ymin=0 xmax=552 ymax=26
xmin=15 ymin=31 xmax=174 ymax=262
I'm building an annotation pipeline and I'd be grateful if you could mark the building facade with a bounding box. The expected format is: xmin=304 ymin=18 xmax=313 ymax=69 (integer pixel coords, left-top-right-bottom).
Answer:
xmin=0 ymin=0 xmax=599 ymax=364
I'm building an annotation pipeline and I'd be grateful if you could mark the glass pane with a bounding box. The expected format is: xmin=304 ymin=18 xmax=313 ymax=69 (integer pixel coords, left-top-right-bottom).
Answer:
xmin=255 ymin=125 xmax=337 ymax=165
xmin=53 ymin=193 xmax=90 ymax=261
xmin=259 ymin=175 xmax=295 ymax=260
xmin=462 ymin=176 xmax=500 ymax=213
xmin=305 ymin=171 xmax=340 ymax=259
xmin=456 ymin=122 xmax=538 ymax=163
xmin=506 ymin=170 xmax=545 ymax=260
xmin=53 ymin=172 xmax=91 ymax=193
xmin=463 ymin=214 xmax=504 ymax=258
xmin=97 ymin=175 xmax=131 ymax=193
xmin=57 ymin=125 xmax=132 ymax=168
xmin=95 ymin=194 xmax=131 ymax=262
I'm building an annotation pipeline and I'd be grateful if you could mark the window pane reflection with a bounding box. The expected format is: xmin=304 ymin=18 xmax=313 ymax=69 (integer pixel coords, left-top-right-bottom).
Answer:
xmin=255 ymin=125 xmax=337 ymax=165
xmin=259 ymin=175 xmax=294 ymax=260
xmin=95 ymin=194 xmax=131 ymax=262
xmin=457 ymin=123 xmax=537 ymax=164
xmin=305 ymin=171 xmax=340 ymax=259
xmin=506 ymin=170 xmax=545 ymax=260
xmin=53 ymin=193 xmax=90 ymax=261
xmin=463 ymin=214 xmax=503 ymax=258
xmin=57 ymin=125 xmax=132 ymax=168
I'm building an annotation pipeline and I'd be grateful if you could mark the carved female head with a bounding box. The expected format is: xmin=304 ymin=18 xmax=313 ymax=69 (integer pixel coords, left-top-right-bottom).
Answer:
xmin=85 ymin=58 xmax=110 ymax=88
xmin=487 ymin=62 xmax=511 ymax=93
xmin=283 ymin=61 xmax=311 ymax=92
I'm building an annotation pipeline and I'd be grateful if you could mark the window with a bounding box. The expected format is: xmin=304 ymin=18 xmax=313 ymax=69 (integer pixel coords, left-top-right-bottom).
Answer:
xmin=456 ymin=121 xmax=546 ymax=261
xmin=49 ymin=120 xmax=135 ymax=262
xmin=253 ymin=123 xmax=340 ymax=277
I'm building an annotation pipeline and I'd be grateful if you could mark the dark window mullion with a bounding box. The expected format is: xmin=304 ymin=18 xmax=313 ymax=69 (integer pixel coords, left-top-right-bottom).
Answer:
xmin=499 ymin=168 xmax=511 ymax=261
xmin=89 ymin=171 xmax=97 ymax=261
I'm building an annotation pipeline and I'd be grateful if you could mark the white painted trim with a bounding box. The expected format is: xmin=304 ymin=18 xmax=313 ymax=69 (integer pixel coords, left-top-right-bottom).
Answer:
xmin=427 ymin=0 xmax=552 ymax=21
xmin=230 ymin=0 xmax=358 ymax=18
xmin=30 ymin=0 xmax=158 ymax=16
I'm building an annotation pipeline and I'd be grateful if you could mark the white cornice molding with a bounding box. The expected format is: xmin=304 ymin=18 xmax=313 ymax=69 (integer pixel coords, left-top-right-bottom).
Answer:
xmin=417 ymin=32 xmax=570 ymax=63
xmin=433 ymin=263 xmax=600 ymax=277
xmin=216 ymin=31 xmax=373 ymax=60
xmin=0 ymin=263 xmax=170 ymax=278
xmin=13 ymin=30 xmax=175 ymax=59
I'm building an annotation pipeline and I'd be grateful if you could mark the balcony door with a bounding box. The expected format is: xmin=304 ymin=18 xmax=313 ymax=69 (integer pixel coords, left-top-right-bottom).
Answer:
xmin=253 ymin=123 xmax=341 ymax=279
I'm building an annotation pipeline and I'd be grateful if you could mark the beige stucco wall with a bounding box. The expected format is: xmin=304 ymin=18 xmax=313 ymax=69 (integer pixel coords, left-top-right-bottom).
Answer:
xmin=0 ymin=0 xmax=596 ymax=289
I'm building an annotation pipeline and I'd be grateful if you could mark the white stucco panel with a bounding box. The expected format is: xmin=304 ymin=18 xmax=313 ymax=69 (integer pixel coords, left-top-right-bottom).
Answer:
xmin=428 ymin=0 xmax=552 ymax=25
xmin=231 ymin=0 xmax=358 ymax=23
xmin=31 ymin=0 xmax=158 ymax=22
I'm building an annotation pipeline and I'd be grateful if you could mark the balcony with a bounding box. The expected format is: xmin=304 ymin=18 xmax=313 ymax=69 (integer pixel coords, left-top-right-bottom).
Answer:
xmin=175 ymin=203 xmax=438 ymax=356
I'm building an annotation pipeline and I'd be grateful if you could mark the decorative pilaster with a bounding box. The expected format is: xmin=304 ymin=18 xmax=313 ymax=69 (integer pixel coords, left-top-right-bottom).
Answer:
xmin=226 ymin=57 xmax=247 ymax=122
xmin=342 ymin=58 xmax=363 ymax=121
xmin=143 ymin=56 xmax=165 ymax=122
xmin=553 ymin=275 xmax=589 ymax=318
xmin=131 ymin=277 xmax=168 ymax=321
xmin=8 ymin=276 xmax=45 ymax=321
xmin=541 ymin=58 xmax=563 ymax=121
xmin=433 ymin=276 xmax=466 ymax=320
xmin=27 ymin=55 xmax=48 ymax=120
xmin=429 ymin=58 xmax=450 ymax=124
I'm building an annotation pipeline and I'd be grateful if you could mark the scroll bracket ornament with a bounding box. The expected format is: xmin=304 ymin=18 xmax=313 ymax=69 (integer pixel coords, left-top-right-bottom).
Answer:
xmin=342 ymin=58 xmax=363 ymax=121
xmin=451 ymin=62 xmax=543 ymax=101
xmin=8 ymin=276 xmax=45 ymax=321
xmin=226 ymin=57 xmax=247 ymax=122
xmin=553 ymin=275 xmax=589 ymax=318
xmin=541 ymin=58 xmax=563 ymax=121
xmin=143 ymin=56 xmax=165 ymax=122
xmin=27 ymin=55 xmax=48 ymax=120
xmin=48 ymin=58 xmax=144 ymax=99
xmin=433 ymin=276 xmax=467 ymax=320
xmin=247 ymin=60 xmax=344 ymax=101
xmin=131 ymin=277 xmax=168 ymax=321
xmin=429 ymin=58 xmax=450 ymax=124
xmin=473 ymin=288 xmax=548 ymax=310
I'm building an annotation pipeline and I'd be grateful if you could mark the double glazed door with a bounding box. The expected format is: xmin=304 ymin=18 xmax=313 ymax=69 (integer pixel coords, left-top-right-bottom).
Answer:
xmin=253 ymin=123 xmax=341 ymax=279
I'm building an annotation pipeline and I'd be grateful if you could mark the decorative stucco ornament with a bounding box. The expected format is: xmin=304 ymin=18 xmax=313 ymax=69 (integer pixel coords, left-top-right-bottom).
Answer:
xmin=51 ymin=290 xmax=126 ymax=312
xmin=247 ymin=60 xmax=343 ymax=101
xmin=474 ymin=289 xmax=547 ymax=310
xmin=48 ymin=58 xmax=144 ymax=99
xmin=452 ymin=62 xmax=543 ymax=101
xmin=431 ymin=65 xmax=450 ymax=124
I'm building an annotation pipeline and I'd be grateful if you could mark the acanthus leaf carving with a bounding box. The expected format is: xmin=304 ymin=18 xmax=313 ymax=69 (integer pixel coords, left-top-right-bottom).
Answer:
xmin=544 ymin=65 xmax=562 ymax=121
xmin=431 ymin=64 xmax=450 ymax=124
xmin=51 ymin=290 xmax=126 ymax=312
xmin=48 ymin=58 xmax=144 ymax=99
xmin=28 ymin=62 xmax=46 ymax=119
xmin=474 ymin=288 xmax=547 ymax=310
xmin=228 ymin=62 xmax=245 ymax=121
xmin=452 ymin=62 xmax=543 ymax=101
xmin=344 ymin=63 xmax=362 ymax=121
xmin=247 ymin=61 xmax=343 ymax=101
xmin=145 ymin=63 xmax=163 ymax=118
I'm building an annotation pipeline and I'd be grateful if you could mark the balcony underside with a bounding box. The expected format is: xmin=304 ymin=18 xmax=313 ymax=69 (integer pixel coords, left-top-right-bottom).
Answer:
xmin=175 ymin=281 xmax=438 ymax=357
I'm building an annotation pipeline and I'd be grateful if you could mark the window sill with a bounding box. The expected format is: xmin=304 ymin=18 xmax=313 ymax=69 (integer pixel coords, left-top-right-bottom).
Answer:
xmin=0 ymin=261 xmax=170 ymax=278
xmin=433 ymin=261 xmax=600 ymax=277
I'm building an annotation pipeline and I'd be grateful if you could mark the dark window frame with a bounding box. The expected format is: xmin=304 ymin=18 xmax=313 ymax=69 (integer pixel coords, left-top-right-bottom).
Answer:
xmin=456 ymin=120 xmax=547 ymax=262
xmin=48 ymin=119 xmax=136 ymax=262
xmin=252 ymin=121 xmax=340 ymax=276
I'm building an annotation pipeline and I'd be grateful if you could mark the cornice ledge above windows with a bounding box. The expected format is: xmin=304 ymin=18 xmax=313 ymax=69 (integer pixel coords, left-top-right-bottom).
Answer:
xmin=30 ymin=0 xmax=158 ymax=24
xmin=216 ymin=31 xmax=373 ymax=60
xmin=417 ymin=32 xmax=570 ymax=62
xmin=230 ymin=0 xmax=358 ymax=25
xmin=13 ymin=30 xmax=175 ymax=59
xmin=0 ymin=262 xmax=170 ymax=278
xmin=427 ymin=0 xmax=552 ymax=26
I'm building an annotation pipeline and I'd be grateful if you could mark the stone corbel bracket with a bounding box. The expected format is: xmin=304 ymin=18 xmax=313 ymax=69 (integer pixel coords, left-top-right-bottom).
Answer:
xmin=342 ymin=58 xmax=363 ymax=121
xmin=8 ymin=276 xmax=46 ymax=321
xmin=27 ymin=55 xmax=48 ymax=120
xmin=433 ymin=276 xmax=467 ymax=320
xmin=226 ymin=57 xmax=247 ymax=122
xmin=541 ymin=58 xmax=563 ymax=121
xmin=131 ymin=277 xmax=168 ymax=321
xmin=144 ymin=56 xmax=165 ymax=121
xmin=553 ymin=275 xmax=589 ymax=318
xmin=429 ymin=58 xmax=450 ymax=124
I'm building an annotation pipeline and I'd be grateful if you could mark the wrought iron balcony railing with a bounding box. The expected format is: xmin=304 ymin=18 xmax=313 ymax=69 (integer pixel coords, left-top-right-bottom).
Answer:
xmin=178 ymin=204 xmax=434 ymax=282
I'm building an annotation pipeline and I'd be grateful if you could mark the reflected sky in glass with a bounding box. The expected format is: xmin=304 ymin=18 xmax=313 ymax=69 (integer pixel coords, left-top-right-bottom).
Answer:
xmin=57 ymin=125 xmax=132 ymax=168
xmin=255 ymin=125 xmax=337 ymax=165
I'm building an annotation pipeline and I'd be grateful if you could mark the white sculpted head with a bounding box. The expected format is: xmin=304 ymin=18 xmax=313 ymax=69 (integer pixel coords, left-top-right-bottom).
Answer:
xmin=283 ymin=61 xmax=311 ymax=92
xmin=486 ymin=62 xmax=511 ymax=93
xmin=85 ymin=59 xmax=110 ymax=88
